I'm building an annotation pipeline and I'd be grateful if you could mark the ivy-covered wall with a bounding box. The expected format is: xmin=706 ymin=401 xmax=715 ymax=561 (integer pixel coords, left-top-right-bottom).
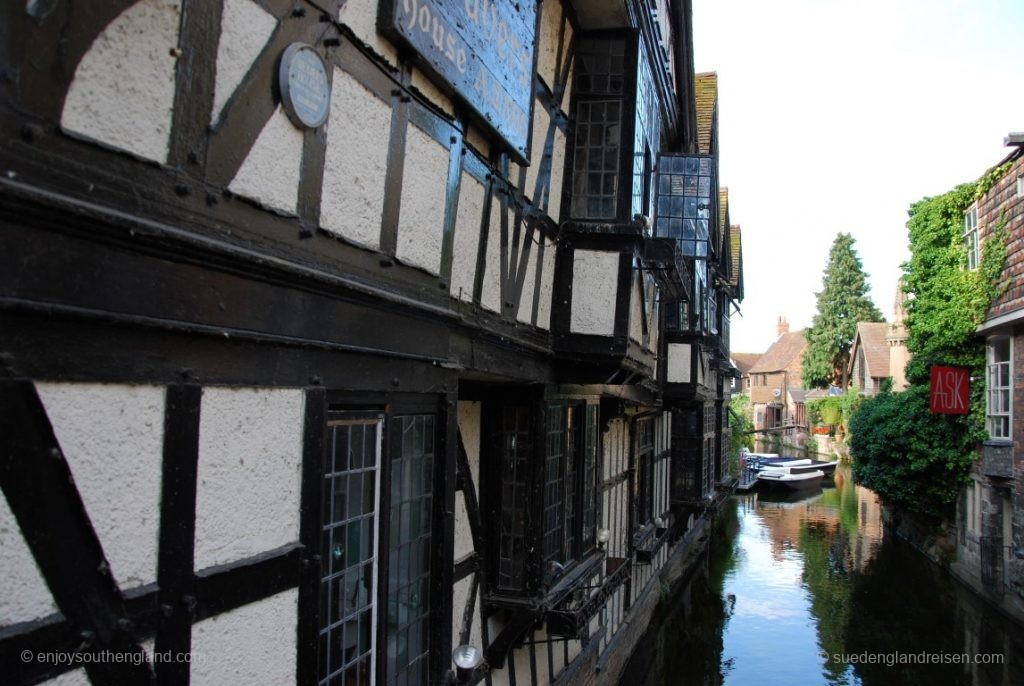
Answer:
xmin=849 ymin=170 xmax=1009 ymax=518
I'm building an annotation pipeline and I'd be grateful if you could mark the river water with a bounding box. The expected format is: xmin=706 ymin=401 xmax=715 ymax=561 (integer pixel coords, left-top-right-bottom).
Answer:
xmin=626 ymin=467 xmax=1024 ymax=685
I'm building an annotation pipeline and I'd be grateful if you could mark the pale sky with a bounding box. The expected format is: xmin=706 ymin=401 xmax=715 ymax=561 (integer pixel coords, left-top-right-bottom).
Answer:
xmin=693 ymin=0 xmax=1024 ymax=354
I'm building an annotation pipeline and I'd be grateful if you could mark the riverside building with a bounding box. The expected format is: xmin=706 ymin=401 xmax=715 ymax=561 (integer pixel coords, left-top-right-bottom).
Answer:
xmin=0 ymin=1 xmax=743 ymax=684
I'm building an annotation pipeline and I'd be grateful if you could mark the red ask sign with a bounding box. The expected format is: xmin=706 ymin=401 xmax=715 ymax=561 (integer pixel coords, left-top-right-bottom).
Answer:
xmin=929 ymin=366 xmax=970 ymax=414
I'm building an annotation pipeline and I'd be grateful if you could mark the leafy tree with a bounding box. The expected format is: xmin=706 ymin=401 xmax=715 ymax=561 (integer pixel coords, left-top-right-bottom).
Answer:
xmin=727 ymin=394 xmax=754 ymax=476
xmin=802 ymin=233 xmax=884 ymax=389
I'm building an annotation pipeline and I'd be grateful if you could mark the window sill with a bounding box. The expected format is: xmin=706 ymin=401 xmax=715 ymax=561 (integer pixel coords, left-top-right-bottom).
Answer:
xmin=983 ymin=439 xmax=1013 ymax=447
xmin=545 ymin=553 xmax=630 ymax=638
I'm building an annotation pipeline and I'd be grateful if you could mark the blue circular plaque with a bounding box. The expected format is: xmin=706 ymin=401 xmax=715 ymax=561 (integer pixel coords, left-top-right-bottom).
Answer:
xmin=279 ymin=43 xmax=331 ymax=129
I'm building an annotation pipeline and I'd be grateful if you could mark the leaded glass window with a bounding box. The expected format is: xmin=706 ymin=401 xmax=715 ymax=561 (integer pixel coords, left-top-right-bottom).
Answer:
xmin=542 ymin=404 xmax=566 ymax=565
xmin=571 ymin=37 xmax=626 ymax=220
xmin=497 ymin=405 xmax=532 ymax=591
xmin=655 ymin=154 xmax=714 ymax=258
xmin=636 ymin=417 xmax=655 ymax=525
xmin=571 ymin=100 xmax=621 ymax=218
xmin=581 ymin=405 xmax=599 ymax=545
xmin=386 ymin=414 xmax=434 ymax=686
xmin=320 ymin=418 xmax=381 ymax=686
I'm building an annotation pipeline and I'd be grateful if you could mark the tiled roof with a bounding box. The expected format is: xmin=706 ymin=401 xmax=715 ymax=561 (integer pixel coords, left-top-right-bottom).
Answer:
xmin=718 ymin=187 xmax=729 ymax=256
xmin=788 ymin=388 xmax=808 ymax=404
xmin=694 ymin=72 xmax=717 ymax=155
xmin=749 ymin=330 xmax=807 ymax=375
xmin=729 ymin=224 xmax=743 ymax=293
xmin=850 ymin=322 xmax=890 ymax=379
xmin=731 ymin=352 xmax=762 ymax=377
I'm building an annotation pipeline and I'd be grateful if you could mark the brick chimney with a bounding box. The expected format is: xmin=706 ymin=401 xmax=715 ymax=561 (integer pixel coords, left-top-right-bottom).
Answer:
xmin=776 ymin=316 xmax=789 ymax=338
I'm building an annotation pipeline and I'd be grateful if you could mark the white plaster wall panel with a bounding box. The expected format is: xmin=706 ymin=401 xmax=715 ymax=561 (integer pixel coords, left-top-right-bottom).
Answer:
xmin=465 ymin=126 xmax=491 ymax=159
xmin=339 ymin=0 xmax=398 ymax=65
xmin=547 ymin=128 xmax=567 ymax=222
xmin=456 ymin=401 xmax=481 ymax=489
xmin=411 ymin=68 xmax=455 ymax=116
xmin=450 ymin=575 xmax=483 ymax=656
xmin=211 ymin=0 xmax=277 ymax=125
xmin=61 ymin=0 xmax=181 ymax=164
xmin=511 ymin=641 xmax=532 ymax=685
xmin=536 ymin=239 xmax=556 ymax=330
xmin=570 ymin=250 xmax=619 ymax=335
xmin=515 ymin=244 xmax=540 ymax=325
xmin=453 ymin=491 xmax=473 ymax=561
xmin=450 ymin=173 xmax=485 ymax=302
xmin=491 ymin=659 xmax=511 ymax=686
xmin=524 ymin=101 xmax=549 ymax=204
xmin=37 ymin=383 xmax=165 ymax=590
xmin=629 ymin=272 xmax=643 ymax=343
xmin=396 ymin=123 xmax=449 ymax=275
xmin=228 ymin=106 xmax=304 ymax=215
xmin=557 ymin=21 xmax=574 ymax=110
xmin=190 ymin=588 xmax=297 ymax=685
xmin=648 ymin=285 xmax=659 ymax=352
xmin=320 ymin=67 xmax=391 ymax=249
xmin=537 ymin=0 xmax=564 ymax=89
xmin=194 ymin=388 xmax=303 ymax=570
xmin=41 ymin=670 xmax=91 ymax=686
xmin=567 ymin=635 xmax=581 ymax=663
xmin=480 ymin=200 xmax=505 ymax=313
xmin=0 ymin=494 xmax=57 ymax=625
xmin=667 ymin=343 xmax=691 ymax=383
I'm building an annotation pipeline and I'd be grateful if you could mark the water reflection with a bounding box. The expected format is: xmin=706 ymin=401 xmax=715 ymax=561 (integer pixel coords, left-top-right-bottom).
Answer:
xmin=629 ymin=467 xmax=1024 ymax=685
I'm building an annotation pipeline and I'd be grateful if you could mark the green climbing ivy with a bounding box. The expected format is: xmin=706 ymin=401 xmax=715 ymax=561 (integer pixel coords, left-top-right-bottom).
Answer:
xmin=850 ymin=171 xmax=1009 ymax=518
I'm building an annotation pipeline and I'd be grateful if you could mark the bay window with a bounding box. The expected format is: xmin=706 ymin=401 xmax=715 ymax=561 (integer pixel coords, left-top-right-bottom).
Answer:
xmin=485 ymin=398 xmax=600 ymax=599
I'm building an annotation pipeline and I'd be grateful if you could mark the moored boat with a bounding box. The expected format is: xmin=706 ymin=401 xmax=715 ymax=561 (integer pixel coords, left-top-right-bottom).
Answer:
xmin=756 ymin=466 xmax=824 ymax=490
xmin=754 ymin=456 xmax=838 ymax=477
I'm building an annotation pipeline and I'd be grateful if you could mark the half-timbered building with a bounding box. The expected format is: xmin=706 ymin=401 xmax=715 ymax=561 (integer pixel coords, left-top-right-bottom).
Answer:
xmin=0 ymin=1 xmax=743 ymax=684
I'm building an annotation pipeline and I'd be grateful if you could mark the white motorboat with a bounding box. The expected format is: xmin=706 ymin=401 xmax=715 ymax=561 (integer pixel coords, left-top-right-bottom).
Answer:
xmin=756 ymin=465 xmax=824 ymax=490
xmin=754 ymin=455 xmax=839 ymax=477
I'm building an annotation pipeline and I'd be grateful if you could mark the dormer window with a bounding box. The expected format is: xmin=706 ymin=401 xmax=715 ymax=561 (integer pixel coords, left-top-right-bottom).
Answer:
xmin=964 ymin=204 xmax=979 ymax=270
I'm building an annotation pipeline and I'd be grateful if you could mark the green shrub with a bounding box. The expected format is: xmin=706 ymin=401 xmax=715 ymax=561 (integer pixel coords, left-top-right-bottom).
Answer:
xmin=850 ymin=386 xmax=978 ymax=518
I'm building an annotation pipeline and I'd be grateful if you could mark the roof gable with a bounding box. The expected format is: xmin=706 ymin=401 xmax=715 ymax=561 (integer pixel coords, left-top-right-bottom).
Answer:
xmin=731 ymin=352 xmax=762 ymax=377
xmin=694 ymin=72 xmax=717 ymax=156
xmin=850 ymin=322 xmax=890 ymax=378
xmin=749 ymin=330 xmax=807 ymax=375
xmin=729 ymin=224 xmax=743 ymax=298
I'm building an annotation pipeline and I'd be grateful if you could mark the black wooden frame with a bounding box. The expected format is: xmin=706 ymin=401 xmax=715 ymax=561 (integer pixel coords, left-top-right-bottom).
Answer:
xmin=561 ymin=29 xmax=640 ymax=225
xmin=480 ymin=391 xmax=600 ymax=605
xmin=297 ymin=388 xmax=457 ymax=686
xmin=0 ymin=380 xmax=303 ymax=686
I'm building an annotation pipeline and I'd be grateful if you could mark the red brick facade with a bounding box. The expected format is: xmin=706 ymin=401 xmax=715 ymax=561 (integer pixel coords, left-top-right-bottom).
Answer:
xmin=979 ymin=152 xmax=1024 ymax=321
xmin=964 ymin=145 xmax=1024 ymax=618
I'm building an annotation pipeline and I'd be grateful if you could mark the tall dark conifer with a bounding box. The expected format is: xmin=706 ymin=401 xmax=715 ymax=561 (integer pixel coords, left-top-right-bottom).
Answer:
xmin=802 ymin=233 xmax=884 ymax=389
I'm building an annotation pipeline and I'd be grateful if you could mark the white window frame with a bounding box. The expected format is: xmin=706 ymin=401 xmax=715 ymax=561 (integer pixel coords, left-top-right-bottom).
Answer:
xmin=986 ymin=335 xmax=1012 ymax=440
xmin=1016 ymin=174 xmax=1023 ymax=198
xmin=964 ymin=204 xmax=979 ymax=270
